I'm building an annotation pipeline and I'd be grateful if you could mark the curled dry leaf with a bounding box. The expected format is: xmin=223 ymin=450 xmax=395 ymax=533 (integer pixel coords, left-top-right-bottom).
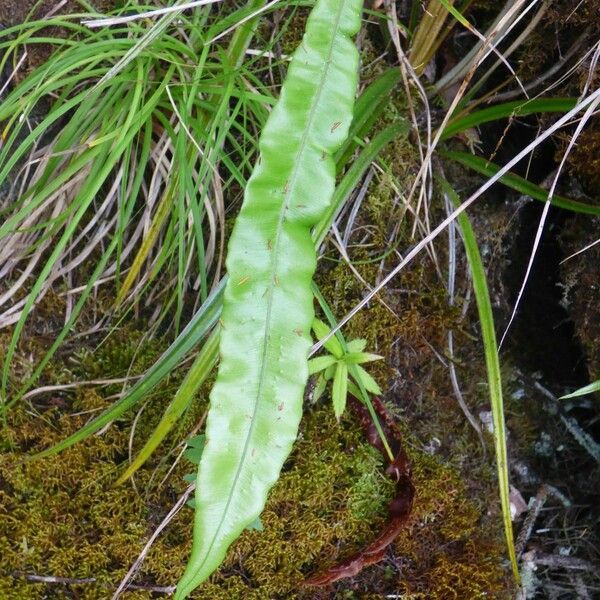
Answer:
xmin=305 ymin=395 xmax=415 ymax=586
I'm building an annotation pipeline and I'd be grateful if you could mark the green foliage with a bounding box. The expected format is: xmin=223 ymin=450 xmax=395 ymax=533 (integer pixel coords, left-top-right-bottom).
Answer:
xmin=442 ymin=150 xmax=600 ymax=216
xmin=0 ymin=315 xmax=509 ymax=597
xmin=333 ymin=68 xmax=403 ymax=168
xmin=314 ymin=121 xmax=410 ymax=245
xmin=0 ymin=0 xmax=279 ymax=404
xmin=310 ymin=318 xmax=382 ymax=419
xmin=33 ymin=285 xmax=223 ymax=460
xmin=114 ymin=327 xmax=219 ymax=485
xmin=442 ymin=98 xmax=577 ymax=140
xmin=3 ymin=1 xmax=584 ymax=594
xmin=183 ymin=435 xmax=207 ymax=467
xmin=560 ymin=380 xmax=600 ymax=400
xmin=0 ymin=100 xmax=511 ymax=597
xmin=442 ymin=179 xmax=518 ymax=581
xmin=176 ymin=0 xmax=363 ymax=595
xmin=12 ymin=15 xmax=406 ymax=480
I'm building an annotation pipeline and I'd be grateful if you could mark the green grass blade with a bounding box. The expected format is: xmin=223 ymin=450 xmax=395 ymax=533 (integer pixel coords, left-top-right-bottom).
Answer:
xmin=115 ymin=180 xmax=177 ymax=307
xmin=436 ymin=0 xmax=469 ymax=28
xmin=176 ymin=1 xmax=363 ymax=595
xmin=114 ymin=327 xmax=220 ymax=485
xmin=441 ymin=98 xmax=577 ymax=140
xmin=442 ymin=150 xmax=600 ymax=215
xmin=224 ymin=0 xmax=267 ymax=70
xmin=1 ymin=144 xmax=111 ymax=395
xmin=560 ymin=380 xmax=600 ymax=400
xmin=92 ymin=1 xmax=185 ymax=89
xmin=11 ymin=238 xmax=119 ymax=408
xmin=1 ymin=68 xmax=171 ymax=399
xmin=442 ymin=178 xmax=519 ymax=582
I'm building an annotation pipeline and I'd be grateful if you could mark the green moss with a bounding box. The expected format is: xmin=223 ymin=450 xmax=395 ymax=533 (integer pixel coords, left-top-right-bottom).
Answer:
xmin=0 ymin=336 xmax=508 ymax=600
xmin=347 ymin=444 xmax=394 ymax=521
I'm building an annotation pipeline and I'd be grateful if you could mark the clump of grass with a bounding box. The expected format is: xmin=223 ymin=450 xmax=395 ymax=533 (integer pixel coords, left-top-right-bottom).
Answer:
xmin=0 ymin=0 xmax=288 ymax=403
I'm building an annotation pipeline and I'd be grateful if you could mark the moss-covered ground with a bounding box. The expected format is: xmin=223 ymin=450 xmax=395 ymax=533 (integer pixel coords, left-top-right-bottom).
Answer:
xmin=0 ymin=355 xmax=509 ymax=599
xmin=0 ymin=140 xmax=512 ymax=598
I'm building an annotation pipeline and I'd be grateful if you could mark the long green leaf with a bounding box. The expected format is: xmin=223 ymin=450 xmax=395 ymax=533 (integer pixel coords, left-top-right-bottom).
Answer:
xmin=101 ymin=112 xmax=400 ymax=476
xmin=19 ymin=0 xmax=401 ymax=483
xmin=175 ymin=0 xmax=363 ymax=595
xmin=442 ymin=179 xmax=519 ymax=582
xmin=332 ymin=361 xmax=348 ymax=419
xmin=442 ymin=150 xmax=600 ymax=216
xmin=441 ymin=98 xmax=577 ymax=140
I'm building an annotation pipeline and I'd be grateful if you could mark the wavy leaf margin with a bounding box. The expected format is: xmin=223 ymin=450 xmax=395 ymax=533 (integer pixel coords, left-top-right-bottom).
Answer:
xmin=175 ymin=0 xmax=363 ymax=596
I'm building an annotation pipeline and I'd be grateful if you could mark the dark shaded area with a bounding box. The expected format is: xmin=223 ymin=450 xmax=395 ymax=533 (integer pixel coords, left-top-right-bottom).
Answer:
xmin=503 ymin=203 xmax=588 ymax=388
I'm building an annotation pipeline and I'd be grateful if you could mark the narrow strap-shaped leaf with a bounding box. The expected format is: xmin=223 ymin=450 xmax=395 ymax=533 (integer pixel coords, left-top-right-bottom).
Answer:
xmin=314 ymin=120 xmax=408 ymax=247
xmin=175 ymin=1 xmax=362 ymax=596
xmin=442 ymin=149 xmax=600 ymax=216
xmin=441 ymin=97 xmax=577 ymax=140
xmin=332 ymin=361 xmax=348 ymax=419
xmin=334 ymin=67 xmax=401 ymax=167
xmin=560 ymin=380 xmax=600 ymax=400
xmin=442 ymin=179 xmax=519 ymax=582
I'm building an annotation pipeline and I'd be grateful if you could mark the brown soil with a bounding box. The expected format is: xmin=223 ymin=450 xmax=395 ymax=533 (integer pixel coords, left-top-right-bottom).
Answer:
xmin=0 ymin=0 xmax=112 ymax=25
xmin=0 ymin=0 xmax=113 ymax=72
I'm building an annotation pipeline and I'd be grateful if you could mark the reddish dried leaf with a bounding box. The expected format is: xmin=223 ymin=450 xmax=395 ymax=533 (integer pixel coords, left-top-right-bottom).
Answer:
xmin=305 ymin=395 xmax=415 ymax=586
